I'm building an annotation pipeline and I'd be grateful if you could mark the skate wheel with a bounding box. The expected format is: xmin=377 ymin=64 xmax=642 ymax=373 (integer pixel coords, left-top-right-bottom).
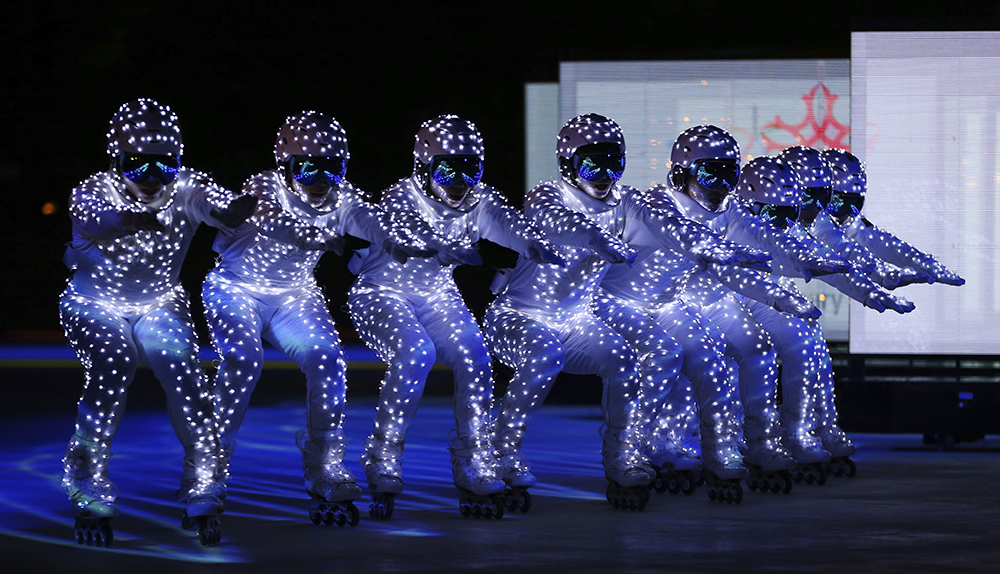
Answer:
xmin=816 ymin=464 xmax=828 ymax=486
xmin=335 ymin=513 xmax=347 ymax=527
xmin=460 ymin=504 xmax=472 ymax=518
xmin=732 ymin=482 xmax=744 ymax=505
xmin=518 ymin=489 xmax=532 ymax=513
xmin=322 ymin=510 xmax=336 ymax=526
xmin=197 ymin=516 xmax=221 ymax=546
xmin=781 ymin=473 xmax=793 ymax=494
xmin=309 ymin=509 xmax=323 ymax=525
xmin=792 ymin=470 xmax=804 ymax=484
xmin=747 ymin=477 xmax=759 ymax=492
xmin=845 ymin=458 xmax=857 ymax=478
xmin=653 ymin=474 xmax=668 ymax=494
xmin=681 ymin=477 xmax=697 ymax=496
xmin=831 ymin=463 xmax=844 ymax=477
xmin=804 ymin=471 xmax=815 ymax=485
xmin=181 ymin=513 xmax=197 ymax=531
xmin=707 ymin=487 xmax=717 ymax=501
xmin=636 ymin=488 xmax=649 ymax=511
xmin=347 ymin=503 xmax=360 ymax=527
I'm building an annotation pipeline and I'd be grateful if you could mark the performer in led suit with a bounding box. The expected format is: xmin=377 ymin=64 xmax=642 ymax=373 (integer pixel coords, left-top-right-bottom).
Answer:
xmin=598 ymin=130 xmax=821 ymax=504
xmin=61 ymin=98 xmax=256 ymax=547
xmin=735 ymin=153 xmax=915 ymax=481
xmin=202 ymin=111 xmax=430 ymax=528
xmin=767 ymin=147 xmax=961 ymax=475
xmin=348 ymin=114 xmax=561 ymax=520
xmin=483 ymin=114 xmax=768 ymax=511
xmin=824 ymin=148 xmax=965 ymax=286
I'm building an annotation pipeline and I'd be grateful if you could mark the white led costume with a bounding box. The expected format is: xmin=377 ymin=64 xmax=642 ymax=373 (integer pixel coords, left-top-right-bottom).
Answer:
xmin=738 ymin=151 xmax=915 ymax=480
xmin=484 ymin=115 xmax=766 ymax=509
xmin=348 ymin=115 xmax=557 ymax=519
xmin=202 ymin=112 xmax=415 ymax=527
xmin=61 ymin=99 xmax=253 ymax=547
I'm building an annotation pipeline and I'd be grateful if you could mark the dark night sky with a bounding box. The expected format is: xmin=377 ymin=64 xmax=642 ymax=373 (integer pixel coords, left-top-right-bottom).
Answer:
xmin=1 ymin=0 xmax=997 ymax=338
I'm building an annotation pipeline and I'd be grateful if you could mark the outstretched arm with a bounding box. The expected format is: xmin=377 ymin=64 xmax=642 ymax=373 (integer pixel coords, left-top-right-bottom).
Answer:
xmin=476 ymin=186 xmax=564 ymax=265
xmin=847 ymin=217 xmax=965 ymax=285
xmin=632 ymin=185 xmax=771 ymax=269
xmin=525 ymin=182 xmax=635 ymax=265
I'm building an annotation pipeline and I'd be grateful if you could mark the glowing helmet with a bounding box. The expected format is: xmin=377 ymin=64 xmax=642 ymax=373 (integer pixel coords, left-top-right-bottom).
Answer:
xmin=106 ymin=98 xmax=183 ymax=158
xmin=779 ymin=146 xmax=834 ymax=225
xmin=736 ymin=157 xmax=802 ymax=230
xmin=274 ymin=111 xmax=349 ymax=164
xmin=412 ymin=115 xmax=485 ymax=192
xmin=822 ymin=148 xmax=866 ymax=224
xmin=669 ymin=125 xmax=740 ymax=211
xmin=556 ymin=114 xmax=626 ymax=184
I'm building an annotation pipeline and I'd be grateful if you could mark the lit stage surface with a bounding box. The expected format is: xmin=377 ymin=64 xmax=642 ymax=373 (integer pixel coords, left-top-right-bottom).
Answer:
xmin=2 ymin=396 xmax=999 ymax=573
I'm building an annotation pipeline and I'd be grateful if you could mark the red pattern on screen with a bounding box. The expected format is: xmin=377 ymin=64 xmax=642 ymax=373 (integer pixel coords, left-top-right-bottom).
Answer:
xmin=761 ymin=83 xmax=850 ymax=152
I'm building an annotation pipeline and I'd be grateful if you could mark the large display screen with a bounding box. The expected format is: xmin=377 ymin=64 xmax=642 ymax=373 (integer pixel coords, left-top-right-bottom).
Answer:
xmin=556 ymin=60 xmax=852 ymax=340
xmin=850 ymin=32 xmax=1000 ymax=355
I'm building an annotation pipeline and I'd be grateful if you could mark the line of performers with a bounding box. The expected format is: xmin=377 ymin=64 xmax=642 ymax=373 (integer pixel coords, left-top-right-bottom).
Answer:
xmin=60 ymin=99 xmax=963 ymax=547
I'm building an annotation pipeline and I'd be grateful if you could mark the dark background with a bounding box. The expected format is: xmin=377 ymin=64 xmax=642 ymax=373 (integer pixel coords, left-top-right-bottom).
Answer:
xmin=2 ymin=0 xmax=999 ymax=341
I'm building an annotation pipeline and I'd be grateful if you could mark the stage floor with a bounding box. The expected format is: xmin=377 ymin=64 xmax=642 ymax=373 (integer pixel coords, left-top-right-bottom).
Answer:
xmin=2 ymin=399 xmax=999 ymax=573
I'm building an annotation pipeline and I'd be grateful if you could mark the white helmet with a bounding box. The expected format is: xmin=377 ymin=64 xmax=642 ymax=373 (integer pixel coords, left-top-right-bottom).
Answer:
xmin=556 ymin=113 xmax=625 ymax=159
xmin=106 ymin=98 xmax=183 ymax=158
xmin=413 ymin=115 xmax=484 ymax=165
xmin=669 ymin=125 xmax=740 ymax=189
xmin=779 ymin=146 xmax=834 ymax=225
xmin=274 ymin=111 xmax=349 ymax=165
xmin=822 ymin=148 xmax=866 ymax=224
xmin=736 ymin=157 xmax=803 ymax=229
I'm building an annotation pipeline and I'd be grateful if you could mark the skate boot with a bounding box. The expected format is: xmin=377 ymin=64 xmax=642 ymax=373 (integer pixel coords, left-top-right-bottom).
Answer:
xmin=601 ymin=426 xmax=652 ymax=511
xmin=743 ymin=416 xmax=796 ymax=495
xmin=701 ymin=424 xmax=748 ymax=505
xmin=818 ymin=425 xmax=857 ymax=478
xmin=648 ymin=437 xmax=702 ymax=496
xmin=177 ymin=441 xmax=225 ymax=546
xmin=783 ymin=432 xmax=832 ymax=486
xmin=449 ymin=434 xmax=506 ymax=519
xmin=361 ymin=434 xmax=405 ymax=520
xmin=63 ymin=435 xmax=118 ymax=547
xmin=494 ymin=427 xmax=536 ymax=513
xmin=297 ymin=429 xmax=362 ymax=527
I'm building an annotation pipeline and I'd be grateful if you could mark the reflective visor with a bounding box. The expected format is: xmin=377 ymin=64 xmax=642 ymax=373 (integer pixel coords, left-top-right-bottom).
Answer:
xmin=688 ymin=159 xmax=739 ymax=192
xmin=290 ymin=156 xmax=347 ymax=186
xmin=829 ymin=191 xmax=865 ymax=224
xmin=573 ymin=153 xmax=625 ymax=183
xmin=119 ymin=154 xmax=180 ymax=184
xmin=431 ymin=156 xmax=483 ymax=188
xmin=752 ymin=202 xmax=800 ymax=230
xmin=801 ymin=186 xmax=833 ymax=210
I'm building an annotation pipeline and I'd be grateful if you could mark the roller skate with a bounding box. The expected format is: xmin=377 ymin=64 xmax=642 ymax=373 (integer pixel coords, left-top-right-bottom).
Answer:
xmin=818 ymin=425 xmax=857 ymax=478
xmin=297 ymin=430 xmax=362 ymax=527
xmin=649 ymin=440 xmax=702 ymax=497
xmin=601 ymin=427 xmax=652 ymax=511
xmin=784 ymin=433 xmax=832 ymax=486
xmin=63 ymin=436 xmax=118 ymax=548
xmin=178 ymin=442 xmax=225 ymax=546
xmin=496 ymin=450 xmax=534 ymax=514
xmin=449 ymin=434 xmax=506 ymax=519
xmin=495 ymin=428 xmax=535 ymax=514
xmin=743 ymin=417 xmax=795 ymax=495
xmin=701 ymin=428 xmax=747 ymax=505
xmin=361 ymin=434 xmax=404 ymax=520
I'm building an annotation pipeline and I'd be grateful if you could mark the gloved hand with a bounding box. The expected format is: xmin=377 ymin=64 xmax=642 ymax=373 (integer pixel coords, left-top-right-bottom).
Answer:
xmin=526 ymin=240 xmax=567 ymax=267
xmin=590 ymin=231 xmax=636 ymax=266
xmin=774 ymin=290 xmax=822 ymax=320
xmin=437 ymin=243 xmax=483 ymax=267
xmin=804 ymin=253 xmax=852 ymax=278
xmin=119 ymin=210 xmax=165 ymax=234
xmin=933 ymin=265 xmax=965 ymax=286
xmin=210 ymin=195 xmax=259 ymax=228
